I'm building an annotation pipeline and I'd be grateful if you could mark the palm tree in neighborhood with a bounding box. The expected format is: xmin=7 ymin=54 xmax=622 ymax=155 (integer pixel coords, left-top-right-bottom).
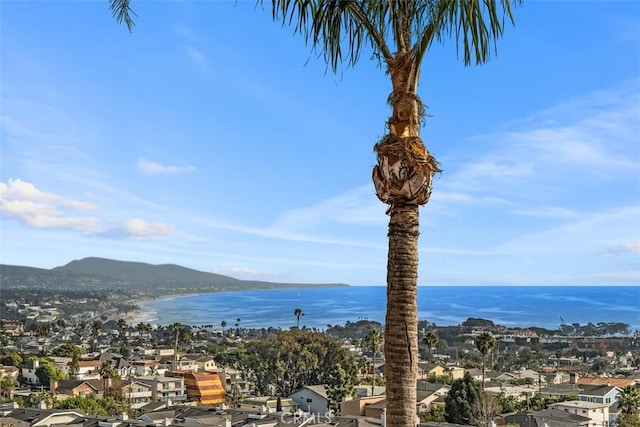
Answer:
xmin=98 ymin=360 xmax=118 ymax=398
xmin=363 ymin=328 xmax=384 ymax=396
xmin=117 ymin=318 xmax=127 ymax=343
xmin=422 ymin=330 xmax=438 ymax=379
xmin=221 ymin=320 xmax=227 ymax=337
xmin=235 ymin=318 xmax=241 ymax=336
xmin=109 ymin=1 xmax=519 ymax=425
xmin=293 ymin=308 xmax=304 ymax=329
xmin=475 ymin=332 xmax=496 ymax=390
xmin=172 ymin=322 xmax=182 ymax=369
xmin=91 ymin=321 xmax=102 ymax=353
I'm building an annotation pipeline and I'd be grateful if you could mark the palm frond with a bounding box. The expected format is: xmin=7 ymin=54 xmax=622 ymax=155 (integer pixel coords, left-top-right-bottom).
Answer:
xmin=429 ymin=0 xmax=520 ymax=66
xmin=109 ymin=0 xmax=137 ymax=32
xmin=271 ymin=0 xmax=393 ymax=73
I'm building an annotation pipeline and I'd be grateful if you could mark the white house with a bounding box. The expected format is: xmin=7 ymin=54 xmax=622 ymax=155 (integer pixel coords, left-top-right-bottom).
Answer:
xmin=289 ymin=385 xmax=330 ymax=416
xmin=549 ymin=400 xmax=609 ymax=427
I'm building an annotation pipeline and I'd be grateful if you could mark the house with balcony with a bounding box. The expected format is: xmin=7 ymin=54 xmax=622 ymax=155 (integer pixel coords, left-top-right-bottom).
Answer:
xmin=136 ymin=375 xmax=187 ymax=403
xmin=121 ymin=380 xmax=154 ymax=409
xmin=180 ymin=354 xmax=218 ymax=372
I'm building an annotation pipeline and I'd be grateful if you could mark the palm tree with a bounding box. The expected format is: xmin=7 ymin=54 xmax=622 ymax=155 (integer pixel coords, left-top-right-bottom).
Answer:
xmin=98 ymin=361 xmax=118 ymax=398
xmin=109 ymin=2 xmax=519 ymax=425
xmin=117 ymin=318 xmax=127 ymax=343
xmin=221 ymin=320 xmax=227 ymax=335
xmin=475 ymin=331 xmax=496 ymax=390
xmin=293 ymin=308 xmax=304 ymax=329
xmin=91 ymin=321 xmax=102 ymax=353
xmin=172 ymin=322 xmax=182 ymax=369
xmin=363 ymin=328 xmax=384 ymax=396
xmin=422 ymin=330 xmax=438 ymax=379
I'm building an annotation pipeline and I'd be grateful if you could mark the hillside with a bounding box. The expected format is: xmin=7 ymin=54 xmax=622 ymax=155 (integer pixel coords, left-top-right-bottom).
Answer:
xmin=0 ymin=257 xmax=349 ymax=294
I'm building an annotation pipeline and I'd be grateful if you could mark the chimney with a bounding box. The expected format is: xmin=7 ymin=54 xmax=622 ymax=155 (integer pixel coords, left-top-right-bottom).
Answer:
xmin=50 ymin=380 xmax=58 ymax=392
xmin=224 ymin=418 xmax=232 ymax=427
xmin=120 ymin=413 xmax=129 ymax=421
xmin=569 ymin=373 xmax=577 ymax=384
xmin=381 ymin=409 xmax=386 ymax=427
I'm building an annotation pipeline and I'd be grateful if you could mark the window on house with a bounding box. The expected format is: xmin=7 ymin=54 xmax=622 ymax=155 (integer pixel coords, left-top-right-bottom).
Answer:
xmin=307 ymin=398 xmax=312 ymax=403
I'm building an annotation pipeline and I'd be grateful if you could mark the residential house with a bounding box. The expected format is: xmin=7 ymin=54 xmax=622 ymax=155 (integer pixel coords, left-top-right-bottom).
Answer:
xmin=340 ymin=396 xmax=386 ymax=418
xmin=549 ymin=400 xmax=609 ymax=427
xmin=417 ymin=364 xmax=446 ymax=380
xmin=0 ymin=408 xmax=86 ymax=427
xmin=137 ymin=375 xmax=187 ymax=403
xmin=217 ymin=367 xmax=250 ymax=395
xmin=237 ymin=396 xmax=299 ymax=413
xmin=76 ymin=359 xmax=102 ymax=379
xmin=1 ymin=320 xmax=23 ymax=336
xmin=132 ymin=359 xmax=162 ymax=377
xmin=180 ymin=354 xmax=218 ymax=372
xmin=289 ymin=385 xmax=330 ymax=415
xmin=503 ymin=408 xmax=590 ymax=427
xmin=51 ymin=379 xmax=103 ymax=398
xmin=21 ymin=360 xmax=41 ymax=386
xmin=578 ymin=385 xmax=620 ymax=406
xmin=416 ymin=383 xmax=450 ymax=412
xmin=121 ymin=380 xmax=154 ymax=409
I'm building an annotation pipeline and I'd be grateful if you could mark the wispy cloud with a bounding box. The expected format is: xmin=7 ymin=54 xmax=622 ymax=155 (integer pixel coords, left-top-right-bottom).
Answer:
xmin=0 ymin=178 xmax=101 ymax=232
xmin=137 ymin=158 xmax=197 ymax=175
xmin=2 ymin=178 xmax=177 ymax=240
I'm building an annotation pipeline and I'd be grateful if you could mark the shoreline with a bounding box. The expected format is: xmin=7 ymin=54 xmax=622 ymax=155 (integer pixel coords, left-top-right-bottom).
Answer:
xmin=122 ymin=285 xmax=640 ymax=331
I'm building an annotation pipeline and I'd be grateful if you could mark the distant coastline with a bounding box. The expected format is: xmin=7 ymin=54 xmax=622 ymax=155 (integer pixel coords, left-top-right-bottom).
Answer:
xmin=128 ymin=285 xmax=640 ymax=331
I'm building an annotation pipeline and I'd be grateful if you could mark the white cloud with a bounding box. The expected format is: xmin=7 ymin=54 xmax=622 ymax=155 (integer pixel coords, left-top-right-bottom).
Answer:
xmin=0 ymin=178 xmax=102 ymax=232
xmin=122 ymin=219 xmax=175 ymax=239
xmin=137 ymin=158 xmax=197 ymax=175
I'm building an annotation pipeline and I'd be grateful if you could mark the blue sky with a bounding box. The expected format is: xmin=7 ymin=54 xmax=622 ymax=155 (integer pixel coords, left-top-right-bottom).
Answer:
xmin=1 ymin=1 xmax=639 ymax=286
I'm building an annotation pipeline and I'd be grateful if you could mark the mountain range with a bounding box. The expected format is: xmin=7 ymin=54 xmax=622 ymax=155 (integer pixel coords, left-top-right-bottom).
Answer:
xmin=0 ymin=257 xmax=349 ymax=294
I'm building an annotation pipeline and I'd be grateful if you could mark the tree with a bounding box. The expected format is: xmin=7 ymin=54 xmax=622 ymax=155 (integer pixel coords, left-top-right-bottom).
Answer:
xmin=422 ymin=330 xmax=438 ymax=378
xmin=0 ymin=353 xmax=23 ymax=367
xmin=109 ymin=2 xmax=519 ymax=425
xmin=221 ymin=320 xmax=227 ymax=336
xmin=98 ymin=361 xmax=119 ymax=398
xmin=293 ymin=308 xmax=304 ymax=329
xmin=474 ymin=332 xmax=496 ymax=389
xmin=91 ymin=321 xmax=102 ymax=352
xmin=326 ymin=363 xmax=356 ymax=415
xmin=117 ymin=318 xmax=127 ymax=342
xmin=362 ymin=328 xmax=383 ymax=396
xmin=445 ymin=372 xmax=483 ymax=426
xmin=618 ymin=385 xmax=640 ymax=416
xmin=240 ymin=329 xmax=357 ymax=397
xmin=35 ymin=361 xmax=66 ymax=388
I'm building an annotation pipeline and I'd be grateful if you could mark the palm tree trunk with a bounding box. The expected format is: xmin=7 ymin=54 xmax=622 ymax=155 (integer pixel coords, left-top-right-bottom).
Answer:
xmin=384 ymin=203 xmax=419 ymax=427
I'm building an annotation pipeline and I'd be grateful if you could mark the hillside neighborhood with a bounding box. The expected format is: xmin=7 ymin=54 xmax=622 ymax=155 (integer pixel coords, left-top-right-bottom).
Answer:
xmin=1 ymin=294 xmax=639 ymax=427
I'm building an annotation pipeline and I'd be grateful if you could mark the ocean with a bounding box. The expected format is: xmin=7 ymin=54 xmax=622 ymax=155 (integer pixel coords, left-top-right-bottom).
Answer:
xmin=132 ymin=285 xmax=640 ymax=332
